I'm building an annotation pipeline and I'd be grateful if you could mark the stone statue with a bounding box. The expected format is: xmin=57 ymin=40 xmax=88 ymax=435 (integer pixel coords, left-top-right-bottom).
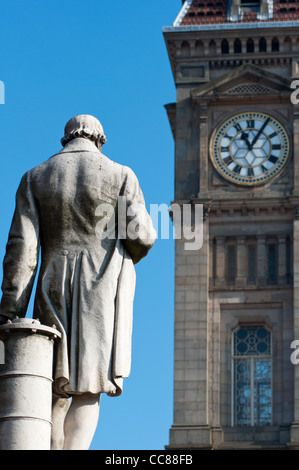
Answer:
xmin=0 ymin=115 xmax=156 ymax=450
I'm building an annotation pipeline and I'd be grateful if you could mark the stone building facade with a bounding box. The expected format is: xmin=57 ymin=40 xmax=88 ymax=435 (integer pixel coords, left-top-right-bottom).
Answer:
xmin=163 ymin=0 xmax=299 ymax=449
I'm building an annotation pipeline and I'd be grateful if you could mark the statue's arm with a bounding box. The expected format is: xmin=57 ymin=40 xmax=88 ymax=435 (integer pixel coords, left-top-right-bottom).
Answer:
xmin=0 ymin=172 xmax=40 ymax=320
xmin=122 ymin=167 xmax=156 ymax=264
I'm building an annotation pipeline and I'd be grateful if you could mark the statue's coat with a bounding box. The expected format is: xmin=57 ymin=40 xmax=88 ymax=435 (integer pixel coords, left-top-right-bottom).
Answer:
xmin=0 ymin=138 xmax=155 ymax=397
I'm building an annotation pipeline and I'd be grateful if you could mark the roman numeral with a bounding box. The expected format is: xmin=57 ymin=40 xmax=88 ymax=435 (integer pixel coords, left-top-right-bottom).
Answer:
xmin=234 ymin=123 xmax=242 ymax=132
xmin=246 ymin=119 xmax=255 ymax=128
xmin=269 ymin=131 xmax=277 ymax=139
xmin=272 ymin=144 xmax=281 ymax=150
xmin=221 ymin=146 xmax=230 ymax=153
xmin=261 ymin=164 xmax=268 ymax=173
xmin=223 ymin=155 xmax=233 ymax=165
xmin=233 ymin=164 xmax=242 ymax=174
xmin=224 ymin=133 xmax=233 ymax=140
xmin=248 ymin=167 xmax=254 ymax=177
xmin=268 ymin=155 xmax=278 ymax=164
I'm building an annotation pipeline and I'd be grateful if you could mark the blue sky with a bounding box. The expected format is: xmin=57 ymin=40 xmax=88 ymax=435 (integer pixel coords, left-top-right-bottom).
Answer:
xmin=0 ymin=1 xmax=181 ymax=450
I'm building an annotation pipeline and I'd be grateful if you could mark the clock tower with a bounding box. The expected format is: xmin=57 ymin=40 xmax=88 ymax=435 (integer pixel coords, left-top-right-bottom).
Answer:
xmin=163 ymin=0 xmax=299 ymax=449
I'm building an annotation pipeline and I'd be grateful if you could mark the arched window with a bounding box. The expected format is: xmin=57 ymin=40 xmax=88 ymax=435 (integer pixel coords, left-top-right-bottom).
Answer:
xmin=209 ymin=39 xmax=217 ymax=55
xmin=232 ymin=325 xmax=272 ymax=426
xmin=247 ymin=38 xmax=254 ymax=53
xmin=234 ymin=38 xmax=242 ymax=54
xmin=259 ymin=37 xmax=267 ymax=53
xmin=272 ymin=37 xmax=280 ymax=52
xmin=221 ymin=39 xmax=229 ymax=54
xmin=283 ymin=37 xmax=291 ymax=52
xmin=181 ymin=41 xmax=190 ymax=57
xmin=195 ymin=40 xmax=204 ymax=56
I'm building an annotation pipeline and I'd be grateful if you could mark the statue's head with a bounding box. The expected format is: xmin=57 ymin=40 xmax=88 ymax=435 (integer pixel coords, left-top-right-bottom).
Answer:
xmin=61 ymin=114 xmax=107 ymax=150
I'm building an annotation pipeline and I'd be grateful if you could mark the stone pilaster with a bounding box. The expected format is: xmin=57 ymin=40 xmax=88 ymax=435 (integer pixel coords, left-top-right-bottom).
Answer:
xmin=236 ymin=236 xmax=247 ymax=287
xmin=198 ymin=104 xmax=208 ymax=194
xmin=169 ymin=218 xmax=211 ymax=448
xmin=215 ymin=236 xmax=226 ymax=287
xmin=278 ymin=235 xmax=287 ymax=285
xmin=293 ymin=104 xmax=299 ymax=195
xmin=289 ymin=208 xmax=299 ymax=447
xmin=293 ymin=208 xmax=299 ymax=421
xmin=257 ymin=235 xmax=267 ymax=287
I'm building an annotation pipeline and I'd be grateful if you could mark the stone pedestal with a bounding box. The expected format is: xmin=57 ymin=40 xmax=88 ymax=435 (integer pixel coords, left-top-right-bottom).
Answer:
xmin=0 ymin=318 xmax=60 ymax=450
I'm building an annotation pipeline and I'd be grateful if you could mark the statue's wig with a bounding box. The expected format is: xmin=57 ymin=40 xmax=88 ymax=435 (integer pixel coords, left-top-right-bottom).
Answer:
xmin=61 ymin=114 xmax=107 ymax=148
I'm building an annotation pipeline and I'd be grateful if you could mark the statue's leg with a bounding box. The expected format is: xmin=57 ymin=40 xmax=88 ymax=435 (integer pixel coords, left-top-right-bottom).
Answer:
xmin=51 ymin=396 xmax=71 ymax=450
xmin=63 ymin=392 xmax=101 ymax=450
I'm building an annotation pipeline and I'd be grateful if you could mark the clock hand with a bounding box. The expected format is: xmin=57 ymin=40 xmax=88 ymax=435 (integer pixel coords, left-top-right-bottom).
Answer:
xmin=241 ymin=132 xmax=251 ymax=149
xmin=250 ymin=118 xmax=270 ymax=149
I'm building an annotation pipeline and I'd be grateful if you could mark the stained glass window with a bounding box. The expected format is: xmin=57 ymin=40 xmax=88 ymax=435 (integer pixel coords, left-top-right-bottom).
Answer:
xmin=232 ymin=325 xmax=272 ymax=426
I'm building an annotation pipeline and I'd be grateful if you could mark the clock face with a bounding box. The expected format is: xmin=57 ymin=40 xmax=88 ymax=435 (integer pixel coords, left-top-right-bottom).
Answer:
xmin=211 ymin=112 xmax=290 ymax=185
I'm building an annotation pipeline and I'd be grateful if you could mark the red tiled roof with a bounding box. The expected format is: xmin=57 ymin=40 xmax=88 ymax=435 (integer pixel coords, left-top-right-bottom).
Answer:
xmin=180 ymin=0 xmax=299 ymax=25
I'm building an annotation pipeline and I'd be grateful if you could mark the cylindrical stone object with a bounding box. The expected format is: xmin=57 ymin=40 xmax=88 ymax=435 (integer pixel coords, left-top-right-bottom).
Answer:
xmin=0 ymin=318 xmax=61 ymax=450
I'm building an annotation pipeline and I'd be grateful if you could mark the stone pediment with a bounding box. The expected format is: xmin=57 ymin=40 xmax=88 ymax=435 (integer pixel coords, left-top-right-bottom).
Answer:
xmin=191 ymin=64 xmax=291 ymax=102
